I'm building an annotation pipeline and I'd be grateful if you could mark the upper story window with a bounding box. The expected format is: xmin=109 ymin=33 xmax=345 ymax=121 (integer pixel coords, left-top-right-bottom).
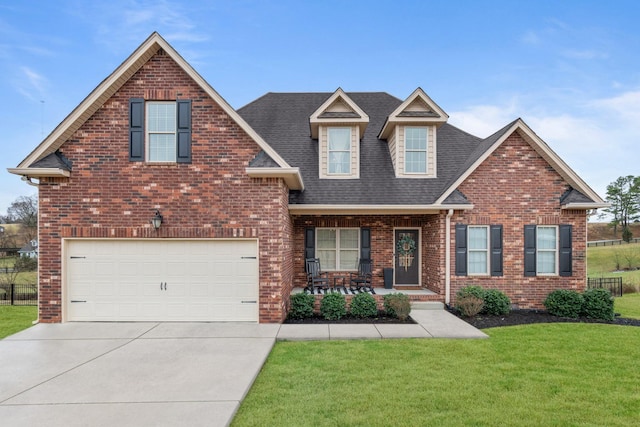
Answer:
xmin=404 ymin=127 xmax=428 ymax=174
xmin=327 ymin=127 xmax=352 ymax=175
xmin=129 ymin=98 xmax=191 ymax=163
xmin=468 ymin=225 xmax=489 ymax=275
xmin=147 ymin=102 xmax=177 ymax=162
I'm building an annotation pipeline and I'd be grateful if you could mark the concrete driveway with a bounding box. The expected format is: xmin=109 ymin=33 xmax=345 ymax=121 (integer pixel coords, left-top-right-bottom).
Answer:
xmin=0 ymin=322 xmax=279 ymax=427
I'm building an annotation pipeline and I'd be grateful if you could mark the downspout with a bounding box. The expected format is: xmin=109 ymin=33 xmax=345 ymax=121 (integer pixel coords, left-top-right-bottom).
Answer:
xmin=445 ymin=209 xmax=454 ymax=306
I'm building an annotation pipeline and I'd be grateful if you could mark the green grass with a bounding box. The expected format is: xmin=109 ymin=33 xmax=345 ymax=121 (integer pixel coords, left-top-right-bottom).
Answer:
xmin=588 ymin=243 xmax=640 ymax=287
xmin=615 ymin=293 xmax=640 ymax=319
xmin=233 ymin=324 xmax=640 ymax=427
xmin=0 ymin=306 xmax=37 ymax=339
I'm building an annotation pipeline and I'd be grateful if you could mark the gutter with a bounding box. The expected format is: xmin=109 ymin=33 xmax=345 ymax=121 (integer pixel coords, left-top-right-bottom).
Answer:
xmin=445 ymin=209 xmax=454 ymax=306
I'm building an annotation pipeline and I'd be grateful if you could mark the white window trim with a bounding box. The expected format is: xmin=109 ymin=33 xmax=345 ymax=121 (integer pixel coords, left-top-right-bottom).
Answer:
xmin=316 ymin=227 xmax=360 ymax=271
xmin=468 ymin=225 xmax=489 ymax=276
xmin=536 ymin=225 xmax=559 ymax=276
xmin=146 ymin=101 xmax=177 ymax=163
xmin=404 ymin=126 xmax=428 ymax=175
xmin=327 ymin=127 xmax=352 ymax=176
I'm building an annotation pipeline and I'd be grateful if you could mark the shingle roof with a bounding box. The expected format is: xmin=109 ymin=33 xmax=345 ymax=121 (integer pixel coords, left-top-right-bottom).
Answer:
xmin=30 ymin=151 xmax=72 ymax=170
xmin=560 ymin=188 xmax=595 ymax=205
xmin=238 ymin=92 xmax=486 ymax=205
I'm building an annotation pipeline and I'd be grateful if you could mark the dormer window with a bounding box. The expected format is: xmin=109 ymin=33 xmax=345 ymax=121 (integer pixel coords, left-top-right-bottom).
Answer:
xmin=328 ymin=127 xmax=352 ymax=174
xmin=404 ymin=127 xmax=428 ymax=174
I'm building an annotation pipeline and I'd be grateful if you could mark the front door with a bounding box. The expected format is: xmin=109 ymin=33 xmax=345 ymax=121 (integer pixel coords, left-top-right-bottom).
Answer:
xmin=394 ymin=229 xmax=420 ymax=285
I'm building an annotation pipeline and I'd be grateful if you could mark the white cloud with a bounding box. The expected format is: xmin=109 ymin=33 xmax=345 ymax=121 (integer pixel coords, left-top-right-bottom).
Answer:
xmin=14 ymin=66 xmax=47 ymax=101
xmin=591 ymin=90 xmax=640 ymax=125
xmin=448 ymin=101 xmax=519 ymax=138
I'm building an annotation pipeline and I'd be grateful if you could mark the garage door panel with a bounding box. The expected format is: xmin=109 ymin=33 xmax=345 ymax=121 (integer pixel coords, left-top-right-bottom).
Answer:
xmin=66 ymin=240 xmax=259 ymax=322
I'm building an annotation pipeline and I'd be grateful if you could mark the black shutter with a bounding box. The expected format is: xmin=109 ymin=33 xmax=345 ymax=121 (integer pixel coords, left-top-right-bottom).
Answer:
xmin=559 ymin=224 xmax=572 ymax=277
xmin=176 ymin=99 xmax=191 ymax=163
xmin=129 ymin=98 xmax=144 ymax=161
xmin=304 ymin=228 xmax=315 ymax=261
xmin=455 ymin=224 xmax=467 ymax=276
xmin=524 ymin=225 xmax=537 ymax=276
xmin=490 ymin=225 xmax=503 ymax=276
xmin=360 ymin=228 xmax=371 ymax=260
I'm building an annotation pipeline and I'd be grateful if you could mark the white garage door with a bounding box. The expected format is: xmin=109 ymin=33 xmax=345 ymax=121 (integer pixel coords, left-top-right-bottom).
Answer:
xmin=66 ymin=240 xmax=259 ymax=322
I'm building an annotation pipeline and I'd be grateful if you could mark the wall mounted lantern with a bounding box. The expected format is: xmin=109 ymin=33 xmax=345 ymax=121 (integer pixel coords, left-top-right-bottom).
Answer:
xmin=151 ymin=210 xmax=163 ymax=230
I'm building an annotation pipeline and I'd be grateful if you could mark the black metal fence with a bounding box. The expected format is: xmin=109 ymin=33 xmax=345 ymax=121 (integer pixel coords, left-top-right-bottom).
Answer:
xmin=0 ymin=284 xmax=38 ymax=306
xmin=587 ymin=277 xmax=623 ymax=297
xmin=587 ymin=238 xmax=640 ymax=247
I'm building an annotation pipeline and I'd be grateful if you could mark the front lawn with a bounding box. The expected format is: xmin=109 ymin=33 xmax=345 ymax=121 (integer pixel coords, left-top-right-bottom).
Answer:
xmin=0 ymin=306 xmax=37 ymax=339
xmin=233 ymin=324 xmax=640 ymax=426
xmin=615 ymin=293 xmax=640 ymax=319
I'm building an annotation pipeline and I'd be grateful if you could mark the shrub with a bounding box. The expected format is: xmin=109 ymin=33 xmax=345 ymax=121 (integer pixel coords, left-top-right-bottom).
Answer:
xmin=320 ymin=292 xmax=347 ymax=320
xmin=456 ymin=285 xmax=485 ymax=300
xmin=544 ymin=290 xmax=584 ymax=318
xmin=482 ymin=289 xmax=511 ymax=315
xmin=288 ymin=293 xmax=315 ymax=320
xmin=582 ymin=288 xmax=615 ymax=320
xmin=350 ymin=292 xmax=378 ymax=318
xmin=456 ymin=295 xmax=484 ymax=317
xmin=383 ymin=293 xmax=411 ymax=321
xmin=622 ymin=283 xmax=639 ymax=294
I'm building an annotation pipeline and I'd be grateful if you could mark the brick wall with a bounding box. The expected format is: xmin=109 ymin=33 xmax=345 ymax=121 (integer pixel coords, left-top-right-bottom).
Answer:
xmin=37 ymin=50 xmax=291 ymax=323
xmin=451 ymin=131 xmax=588 ymax=309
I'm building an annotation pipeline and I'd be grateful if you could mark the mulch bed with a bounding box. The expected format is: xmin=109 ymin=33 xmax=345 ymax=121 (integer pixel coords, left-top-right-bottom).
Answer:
xmin=448 ymin=308 xmax=640 ymax=329
xmin=284 ymin=312 xmax=416 ymax=324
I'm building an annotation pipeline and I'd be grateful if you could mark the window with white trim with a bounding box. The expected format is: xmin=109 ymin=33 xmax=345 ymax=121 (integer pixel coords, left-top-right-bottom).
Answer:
xmin=147 ymin=102 xmax=177 ymax=162
xmin=327 ymin=127 xmax=351 ymax=174
xmin=468 ymin=226 xmax=489 ymax=275
xmin=404 ymin=127 xmax=427 ymax=174
xmin=536 ymin=226 xmax=558 ymax=275
xmin=316 ymin=228 xmax=359 ymax=270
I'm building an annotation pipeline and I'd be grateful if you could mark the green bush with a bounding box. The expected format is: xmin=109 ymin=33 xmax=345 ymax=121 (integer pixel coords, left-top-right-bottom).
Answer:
xmin=544 ymin=289 xmax=584 ymax=318
xmin=456 ymin=285 xmax=485 ymax=300
xmin=383 ymin=293 xmax=411 ymax=320
xmin=482 ymin=289 xmax=511 ymax=315
xmin=350 ymin=292 xmax=378 ymax=318
xmin=582 ymin=288 xmax=615 ymax=320
xmin=320 ymin=292 xmax=347 ymax=320
xmin=288 ymin=293 xmax=315 ymax=320
xmin=456 ymin=295 xmax=484 ymax=317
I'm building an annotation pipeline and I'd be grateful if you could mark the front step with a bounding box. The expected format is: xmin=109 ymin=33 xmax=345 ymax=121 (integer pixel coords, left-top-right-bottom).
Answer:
xmin=411 ymin=301 xmax=444 ymax=310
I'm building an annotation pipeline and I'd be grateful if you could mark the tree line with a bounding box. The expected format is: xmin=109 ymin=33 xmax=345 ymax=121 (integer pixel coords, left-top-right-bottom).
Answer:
xmin=601 ymin=175 xmax=640 ymax=242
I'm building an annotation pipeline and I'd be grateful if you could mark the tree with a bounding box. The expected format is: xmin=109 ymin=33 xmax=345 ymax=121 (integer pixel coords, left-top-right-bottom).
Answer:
xmin=603 ymin=175 xmax=640 ymax=241
xmin=5 ymin=195 xmax=38 ymax=243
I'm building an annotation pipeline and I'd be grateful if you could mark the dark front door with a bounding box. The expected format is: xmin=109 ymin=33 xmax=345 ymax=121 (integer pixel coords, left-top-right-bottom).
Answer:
xmin=394 ymin=229 xmax=420 ymax=285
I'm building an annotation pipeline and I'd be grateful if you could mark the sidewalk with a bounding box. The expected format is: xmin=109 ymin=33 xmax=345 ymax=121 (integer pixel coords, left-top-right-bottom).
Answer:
xmin=276 ymin=307 xmax=488 ymax=340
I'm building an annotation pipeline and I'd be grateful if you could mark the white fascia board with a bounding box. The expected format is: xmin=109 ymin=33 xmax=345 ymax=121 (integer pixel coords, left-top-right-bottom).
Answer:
xmin=561 ymin=203 xmax=610 ymax=210
xmin=245 ymin=167 xmax=304 ymax=190
xmin=7 ymin=168 xmax=71 ymax=178
xmin=288 ymin=204 xmax=474 ymax=215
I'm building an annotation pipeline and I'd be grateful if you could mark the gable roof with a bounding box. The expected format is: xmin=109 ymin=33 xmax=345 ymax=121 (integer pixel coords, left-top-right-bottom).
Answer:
xmin=8 ymin=32 xmax=303 ymax=190
xmin=309 ymin=88 xmax=369 ymax=139
xmin=239 ymin=92 xmax=607 ymax=212
xmin=378 ymin=87 xmax=449 ymax=139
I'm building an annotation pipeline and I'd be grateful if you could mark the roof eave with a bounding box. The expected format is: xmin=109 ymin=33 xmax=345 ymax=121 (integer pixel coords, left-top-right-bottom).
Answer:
xmin=245 ymin=167 xmax=304 ymax=191
xmin=7 ymin=167 xmax=71 ymax=178
xmin=561 ymin=202 xmax=610 ymax=210
xmin=288 ymin=204 xmax=474 ymax=215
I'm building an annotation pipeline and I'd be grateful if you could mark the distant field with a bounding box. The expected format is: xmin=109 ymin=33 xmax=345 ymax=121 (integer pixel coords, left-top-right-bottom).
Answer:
xmin=588 ymin=222 xmax=640 ymax=241
xmin=588 ymin=242 xmax=640 ymax=287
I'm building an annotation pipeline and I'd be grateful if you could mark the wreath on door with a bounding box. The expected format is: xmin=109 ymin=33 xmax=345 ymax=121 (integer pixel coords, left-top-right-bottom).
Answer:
xmin=396 ymin=234 xmax=416 ymax=271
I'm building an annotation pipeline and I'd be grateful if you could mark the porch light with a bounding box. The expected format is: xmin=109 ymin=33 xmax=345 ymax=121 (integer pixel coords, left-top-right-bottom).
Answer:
xmin=151 ymin=210 xmax=163 ymax=230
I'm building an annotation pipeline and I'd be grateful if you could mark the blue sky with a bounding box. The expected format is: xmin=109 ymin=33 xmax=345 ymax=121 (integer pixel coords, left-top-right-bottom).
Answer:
xmin=1 ymin=0 xmax=638 ymax=215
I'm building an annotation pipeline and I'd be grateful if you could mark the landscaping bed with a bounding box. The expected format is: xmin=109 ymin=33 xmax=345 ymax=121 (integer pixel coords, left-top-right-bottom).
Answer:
xmin=284 ymin=311 xmax=416 ymax=324
xmin=450 ymin=308 xmax=640 ymax=329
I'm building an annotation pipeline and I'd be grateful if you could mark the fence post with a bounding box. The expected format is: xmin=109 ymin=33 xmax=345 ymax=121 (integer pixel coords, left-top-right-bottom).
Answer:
xmin=10 ymin=283 xmax=15 ymax=306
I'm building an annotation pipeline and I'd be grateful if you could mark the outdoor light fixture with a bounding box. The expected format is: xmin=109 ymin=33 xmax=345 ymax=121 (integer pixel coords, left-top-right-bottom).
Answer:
xmin=150 ymin=210 xmax=163 ymax=230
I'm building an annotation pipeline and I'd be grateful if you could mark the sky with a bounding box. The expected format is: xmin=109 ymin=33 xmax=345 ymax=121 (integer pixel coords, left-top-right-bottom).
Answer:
xmin=1 ymin=0 xmax=638 ymax=216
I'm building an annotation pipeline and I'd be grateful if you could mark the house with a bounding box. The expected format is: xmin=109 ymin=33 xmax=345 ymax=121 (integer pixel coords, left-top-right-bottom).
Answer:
xmin=18 ymin=240 xmax=38 ymax=258
xmin=8 ymin=33 xmax=607 ymax=323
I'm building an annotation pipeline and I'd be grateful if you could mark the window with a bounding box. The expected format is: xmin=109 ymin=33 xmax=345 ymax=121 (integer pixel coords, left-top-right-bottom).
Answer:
xmin=404 ymin=127 xmax=427 ymax=174
xmin=524 ymin=224 xmax=571 ymax=277
xmin=536 ymin=226 xmax=557 ymax=275
xmin=129 ymin=98 xmax=191 ymax=163
xmin=327 ymin=127 xmax=351 ymax=174
xmin=468 ymin=226 xmax=489 ymax=275
xmin=316 ymin=228 xmax=359 ymax=270
xmin=147 ymin=102 xmax=177 ymax=162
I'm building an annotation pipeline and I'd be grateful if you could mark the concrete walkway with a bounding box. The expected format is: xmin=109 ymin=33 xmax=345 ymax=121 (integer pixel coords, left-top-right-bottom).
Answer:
xmin=0 ymin=310 xmax=485 ymax=427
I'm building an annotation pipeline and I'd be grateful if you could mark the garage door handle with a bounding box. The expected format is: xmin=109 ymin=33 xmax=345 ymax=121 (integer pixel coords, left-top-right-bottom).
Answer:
xmin=70 ymin=300 xmax=87 ymax=303
xmin=160 ymin=282 xmax=167 ymax=290
xmin=241 ymin=256 xmax=256 ymax=259
xmin=241 ymin=300 xmax=257 ymax=304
